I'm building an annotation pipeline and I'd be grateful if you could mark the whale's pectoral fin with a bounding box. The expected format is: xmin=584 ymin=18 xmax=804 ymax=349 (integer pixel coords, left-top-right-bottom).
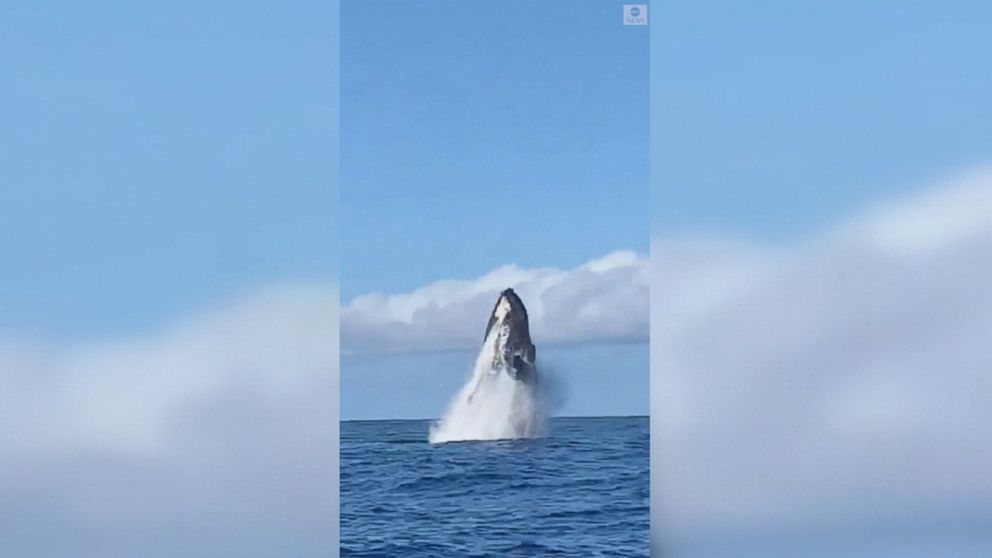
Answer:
xmin=512 ymin=355 xmax=526 ymax=374
xmin=508 ymin=355 xmax=536 ymax=384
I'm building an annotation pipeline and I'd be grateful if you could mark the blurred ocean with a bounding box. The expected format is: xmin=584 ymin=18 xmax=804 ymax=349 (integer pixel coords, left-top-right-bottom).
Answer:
xmin=341 ymin=416 xmax=649 ymax=557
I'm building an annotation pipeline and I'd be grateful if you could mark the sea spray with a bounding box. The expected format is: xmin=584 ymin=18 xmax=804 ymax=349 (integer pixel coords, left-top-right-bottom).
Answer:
xmin=428 ymin=330 xmax=543 ymax=443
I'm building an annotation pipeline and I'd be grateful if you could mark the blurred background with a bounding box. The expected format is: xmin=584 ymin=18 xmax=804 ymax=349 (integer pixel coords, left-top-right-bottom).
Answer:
xmin=0 ymin=2 xmax=339 ymax=557
xmin=5 ymin=2 xmax=992 ymax=556
xmin=651 ymin=2 xmax=992 ymax=556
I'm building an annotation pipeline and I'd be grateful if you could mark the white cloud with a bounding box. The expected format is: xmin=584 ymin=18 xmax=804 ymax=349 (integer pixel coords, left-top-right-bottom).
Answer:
xmin=651 ymin=166 xmax=992 ymax=552
xmin=0 ymin=283 xmax=338 ymax=558
xmin=342 ymin=250 xmax=649 ymax=354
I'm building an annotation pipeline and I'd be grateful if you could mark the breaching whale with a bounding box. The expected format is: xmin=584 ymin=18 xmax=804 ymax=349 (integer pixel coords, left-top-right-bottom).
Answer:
xmin=481 ymin=288 xmax=536 ymax=384
xmin=430 ymin=287 xmax=543 ymax=440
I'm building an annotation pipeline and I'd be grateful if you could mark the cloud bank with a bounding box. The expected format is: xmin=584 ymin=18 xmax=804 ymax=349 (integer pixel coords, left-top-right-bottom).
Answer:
xmin=652 ymin=166 xmax=992 ymax=554
xmin=342 ymin=251 xmax=648 ymax=354
xmin=0 ymin=283 xmax=338 ymax=558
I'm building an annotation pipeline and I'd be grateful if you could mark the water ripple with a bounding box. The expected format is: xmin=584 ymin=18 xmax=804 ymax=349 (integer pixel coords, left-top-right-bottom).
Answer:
xmin=342 ymin=416 xmax=649 ymax=556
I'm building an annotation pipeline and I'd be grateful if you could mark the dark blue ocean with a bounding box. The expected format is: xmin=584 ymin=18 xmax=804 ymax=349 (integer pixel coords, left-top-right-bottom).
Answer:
xmin=341 ymin=416 xmax=649 ymax=557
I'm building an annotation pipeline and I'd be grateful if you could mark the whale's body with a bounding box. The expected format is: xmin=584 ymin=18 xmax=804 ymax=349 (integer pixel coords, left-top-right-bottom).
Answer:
xmin=464 ymin=289 xmax=537 ymax=404
xmin=431 ymin=288 xmax=542 ymax=440
xmin=482 ymin=289 xmax=537 ymax=390
xmin=483 ymin=288 xmax=536 ymax=384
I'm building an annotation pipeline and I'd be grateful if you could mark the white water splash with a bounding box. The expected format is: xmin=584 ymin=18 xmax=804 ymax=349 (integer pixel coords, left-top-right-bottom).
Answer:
xmin=428 ymin=328 xmax=543 ymax=444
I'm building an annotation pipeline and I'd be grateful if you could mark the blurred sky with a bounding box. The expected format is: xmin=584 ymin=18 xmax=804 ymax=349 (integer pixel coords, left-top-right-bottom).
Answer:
xmin=0 ymin=3 xmax=338 ymax=557
xmin=652 ymin=0 xmax=992 ymax=238
xmin=0 ymin=1 xmax=337 ymax=343
xmin=650 ymin=2 xmax=992 ymax=556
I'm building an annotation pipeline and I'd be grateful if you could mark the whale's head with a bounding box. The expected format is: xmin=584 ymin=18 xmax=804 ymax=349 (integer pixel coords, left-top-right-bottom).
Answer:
xmin=483 ymin=288 xmax=536 ymax=383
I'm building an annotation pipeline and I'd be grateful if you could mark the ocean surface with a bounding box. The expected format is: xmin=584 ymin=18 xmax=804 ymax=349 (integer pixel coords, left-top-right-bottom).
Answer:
xmin=341 ymin=416 xmax=649 ymax=557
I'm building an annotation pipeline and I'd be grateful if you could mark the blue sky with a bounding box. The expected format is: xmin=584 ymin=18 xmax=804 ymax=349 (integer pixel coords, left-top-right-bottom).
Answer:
xmin=340 ymin=1 xmax=650 ymax=421
xmin=342 ymin=0 xmax=648 ymax=302
xmin=344 ymin=343 xmax=648 ymax=420
xmin=652 ymin=0 xmax=992 ymax=239
xmin=0 ymin=2 xmax=336 ymax=343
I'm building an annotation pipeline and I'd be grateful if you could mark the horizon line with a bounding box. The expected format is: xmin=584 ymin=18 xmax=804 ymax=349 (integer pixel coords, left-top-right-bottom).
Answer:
xmin=341 ymin=413 xmax=649 ymax=423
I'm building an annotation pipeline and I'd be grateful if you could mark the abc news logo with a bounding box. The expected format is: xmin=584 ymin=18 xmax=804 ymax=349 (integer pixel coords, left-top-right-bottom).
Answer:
xmin=624 ymin=4 xmax=647 ymax=26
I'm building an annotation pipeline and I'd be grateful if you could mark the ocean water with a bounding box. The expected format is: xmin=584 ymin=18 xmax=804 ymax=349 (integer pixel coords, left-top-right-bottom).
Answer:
xmin=341 ymin=416 xmax=649 ymax=557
